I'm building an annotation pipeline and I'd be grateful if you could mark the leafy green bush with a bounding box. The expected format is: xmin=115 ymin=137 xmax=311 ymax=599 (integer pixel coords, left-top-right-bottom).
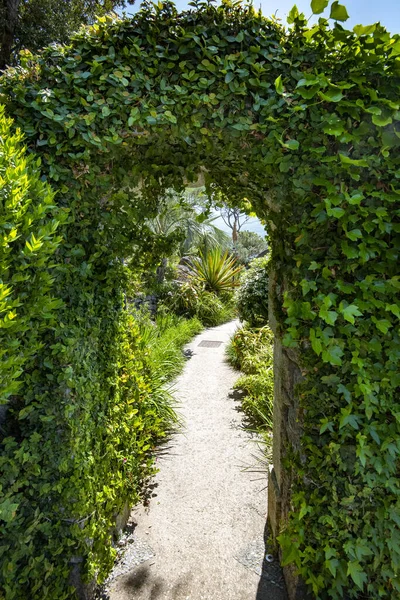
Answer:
xmin=227 ymin=325 xmax=274 ymax=432
xmin=236 ymin=256 xmax=269 ymax=327
xmin=162 ymin=280 xmax=236 ymax=327
xmin=195 ymin=290 xmax=235 ymax=327
xmin=0 ymin=106 xmax=66 ymax=406
xmin=0 ymin=305 xmax=176 ymax=600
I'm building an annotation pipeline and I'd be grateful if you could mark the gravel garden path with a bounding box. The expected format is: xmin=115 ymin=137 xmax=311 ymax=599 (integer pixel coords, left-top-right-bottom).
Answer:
xmin=105 ymin=321 xmax=288 ymax=600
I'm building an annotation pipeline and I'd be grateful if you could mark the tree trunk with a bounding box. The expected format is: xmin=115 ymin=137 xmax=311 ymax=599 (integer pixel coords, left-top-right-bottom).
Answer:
xmin=156 ymin=257 xmax=168 ymax=284
xmin=232 ymin=218 xmax=238 ymax=248
xmin=0 ymin=0 xmax=20 ymax=71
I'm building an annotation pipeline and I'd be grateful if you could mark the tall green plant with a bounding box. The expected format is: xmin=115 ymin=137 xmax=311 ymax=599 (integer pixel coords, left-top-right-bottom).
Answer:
xmin=0 ymin=106 xmax=65 ymax=406
xmin=188 ymin=248 xmax=243 ymax=294
xmin=227 ymin=325 xmax=274 ymax=432
xmin=236 ymin=256 xmax=269 ymax=327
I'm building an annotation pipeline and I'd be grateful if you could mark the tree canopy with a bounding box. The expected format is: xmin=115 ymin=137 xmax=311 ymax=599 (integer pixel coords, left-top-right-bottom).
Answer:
xmin=0 ymin=0 xmax=134 ymax=69
xmin=235 ymin=230 xmax=267 ymax=264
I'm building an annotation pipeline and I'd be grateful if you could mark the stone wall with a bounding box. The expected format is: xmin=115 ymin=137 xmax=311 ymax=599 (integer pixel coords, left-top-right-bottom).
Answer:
xmin=69 ymin=502 xmax=131 ymax=600
xmin=267 ymin=270 xmax=312 ymax=600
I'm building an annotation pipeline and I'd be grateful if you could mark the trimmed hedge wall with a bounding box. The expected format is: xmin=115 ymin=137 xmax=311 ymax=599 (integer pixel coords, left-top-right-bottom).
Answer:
xmin=0 ymin=110 xmax=176 ymax=598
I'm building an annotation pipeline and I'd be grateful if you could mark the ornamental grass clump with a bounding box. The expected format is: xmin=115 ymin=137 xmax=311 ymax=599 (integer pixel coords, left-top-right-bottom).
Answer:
xmin=227 ymin=325 xmax=274 ymax=433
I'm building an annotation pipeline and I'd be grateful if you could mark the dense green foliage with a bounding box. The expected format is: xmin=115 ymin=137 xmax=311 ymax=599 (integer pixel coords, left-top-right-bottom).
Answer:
xmin=235 ymin=230 xmax=268 ymax=264
xmin=1 ymin=305 xmax=177 ymax=599
xmin=0 ymin=0 xmax=399 ymax=597
xmin=162 ymin=280 xmax=235 ymax=327
xmin=227 ymin=325 xmax=274 ymax=434
xmin=0 ymin=0 xmax=134 ymax=69
xmin=0 ymin=103 xmax=193 ymax=600
xmin=135 ymin=309 xmax=203 ymax=386
xmin=0 ymin=106 xmax=64 ymax=406
xmin=236 ymin=256 xmax=269 ymax=326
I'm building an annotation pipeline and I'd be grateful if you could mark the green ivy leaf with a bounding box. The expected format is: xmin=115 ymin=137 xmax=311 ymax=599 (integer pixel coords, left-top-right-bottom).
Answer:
xmin=372 ymin=114 xmax=393 ymax=127
xmin=353 ymin=24 xmax=376 ymax=36
xmin=319 ymin=89 xmax=344 ymax=102
xmin=310 ymin=329 xmax=322 ymax=355
xmin=330 ymin=1 xmax=349 ymax=21
xmin=319 ymin=307 xmax=338 ymax=325
xmin=347 ymin=560 xmax=368 ymax=589
xmin=341 ymin=304 xmax=363 ymax=324
xmin=284 ymin=139 xmax=299 ymax=150
xmin=327 ymin=207 xmax=345 ymax=218
xmin=275 ymin=75 xmax=284 ymax=95
xmin=320 ymin=418 xmax=334 ymax=433
xmin=373 ymin=318 xmax=391 ymax=334
xmin=323 ymin=123 xmax=345 ymax=136
xmin=386 ymin=304 xmax=400 ymax=318
xmin=0 ymin=496 xmax=20 ymax=524
xmin=287 ymin=5 xmax=299 ymax=23
xmin=310 ymin=0 xmax=329 ymax=14
xmin=339 ymin=410 xmax=359 ymax=430
xmin=281 ymin=540 xmax=300 ymax=566
xmin=322 ymin=345 xmax=344 ymax=366
xmin=339 ymin=154 xmax=368 ymax=167
xmin=346 ymin=229 xmax=362 ymax=241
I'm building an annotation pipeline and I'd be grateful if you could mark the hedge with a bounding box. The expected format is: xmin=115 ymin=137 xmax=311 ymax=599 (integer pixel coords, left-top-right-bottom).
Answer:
xmin=0 ymin=112 xmax=175 ymax=598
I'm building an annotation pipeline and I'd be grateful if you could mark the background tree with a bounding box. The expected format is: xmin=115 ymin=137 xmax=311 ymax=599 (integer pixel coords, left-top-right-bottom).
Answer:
xmin=235 ymin=230 xmax=268 ymax=264
xmin=0 ymin=0 xmax=134 ymax=70
xmin=147 ymin=189 xmax=230 ymax=283
xmin=219 ymin=205 xmax=251 ymax=249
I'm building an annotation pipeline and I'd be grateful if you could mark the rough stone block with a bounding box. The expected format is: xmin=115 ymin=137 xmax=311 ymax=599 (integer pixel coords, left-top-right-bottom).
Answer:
xmin=267 ymin=465 xmax=281 ymax=539
xmin=283 ymin=563 xmax=314 ymax=600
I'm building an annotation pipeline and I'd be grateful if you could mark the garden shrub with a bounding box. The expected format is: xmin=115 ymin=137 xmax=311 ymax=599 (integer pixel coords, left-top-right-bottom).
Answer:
xmin=134 ymin=307 xmax=203 ymax=383
xmin=195 ymin=290 xmax=235 ymax=327
xmin=0 ymin=106 xmax=65 ymax=408
xmin=236 ymin=256 xmax=269 ymax=327
xmin=162 ymin=280 xmax=235 ymax=327
xmin=227 ymin=325 xmax=274 ymax=431
xmin=0 ymin=303 xmax=175 ymax=599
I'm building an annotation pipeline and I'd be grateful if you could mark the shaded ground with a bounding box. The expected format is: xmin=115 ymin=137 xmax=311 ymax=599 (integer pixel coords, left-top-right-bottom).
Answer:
xmin=102 ymin=321 xmax=288 ymax=600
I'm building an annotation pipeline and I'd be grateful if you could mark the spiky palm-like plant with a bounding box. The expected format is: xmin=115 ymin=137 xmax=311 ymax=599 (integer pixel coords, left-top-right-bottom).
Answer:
xmin=188 ymin=248 xmax=243 ymax=294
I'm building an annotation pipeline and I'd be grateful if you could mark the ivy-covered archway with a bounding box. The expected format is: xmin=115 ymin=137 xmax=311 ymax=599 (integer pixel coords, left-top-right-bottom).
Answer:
xmin=1 ymin=2 xmax=399 ymax=598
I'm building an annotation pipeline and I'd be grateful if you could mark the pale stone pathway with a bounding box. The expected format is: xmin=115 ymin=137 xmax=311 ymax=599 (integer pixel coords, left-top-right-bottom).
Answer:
xmin=105 ymin=321 xmax=288 ymax=600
